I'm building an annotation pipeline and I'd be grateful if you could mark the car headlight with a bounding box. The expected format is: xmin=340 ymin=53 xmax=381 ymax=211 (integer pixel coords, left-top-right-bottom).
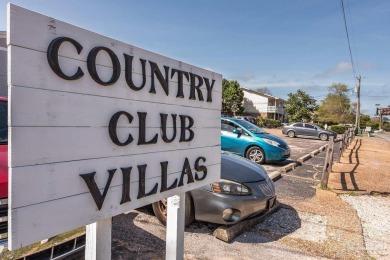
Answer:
xmin=210 ymin=179 xmax=251 ymax=195
xmin=262 ymin=138 xmax=280 ymax=147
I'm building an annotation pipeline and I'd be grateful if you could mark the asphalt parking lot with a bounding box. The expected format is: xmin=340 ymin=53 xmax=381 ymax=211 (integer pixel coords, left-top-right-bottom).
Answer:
xmin=111 ymin=128 xmax=331 ymax=259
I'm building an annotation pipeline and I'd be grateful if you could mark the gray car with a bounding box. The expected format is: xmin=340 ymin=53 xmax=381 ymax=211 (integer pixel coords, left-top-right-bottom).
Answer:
xmin=152 ymin=151 xmax=276 ymax=225
xmin=282 ymin=122 xmax=337 ymax=141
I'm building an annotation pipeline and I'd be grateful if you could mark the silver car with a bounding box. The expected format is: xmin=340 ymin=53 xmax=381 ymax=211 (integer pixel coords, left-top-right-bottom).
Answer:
xmin=152 ymin=152 xmax=276 ymax=225
xmin=282 ymin=122 xmax=337 ymax=141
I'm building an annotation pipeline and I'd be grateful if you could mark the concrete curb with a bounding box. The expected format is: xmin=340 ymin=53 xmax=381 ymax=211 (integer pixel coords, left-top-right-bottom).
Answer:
xmin=213 ymin=201 xmax=281 ymax=243
xmin=279 ymin=162 xmax=296 ymax=173
xmin=268 ymin=171 xmax=282 ymax=181
xmin=279 ymin=144 xmax=328 ymax=174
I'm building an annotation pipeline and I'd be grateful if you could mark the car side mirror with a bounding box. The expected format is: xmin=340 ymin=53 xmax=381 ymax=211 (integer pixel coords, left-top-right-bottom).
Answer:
xmin=233 ymin=129 xmax=242 ymax=135
xmin=315 ymin=127 xmax=318 ymax=130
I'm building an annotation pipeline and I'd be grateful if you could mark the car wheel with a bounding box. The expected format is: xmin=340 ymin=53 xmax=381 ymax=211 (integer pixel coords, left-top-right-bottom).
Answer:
xmin=319 ymin=133 xmax=328 ymax=141
xmin=287 ymin=131 xmax=295 ymax=138
xmin=246 ymin=146 xmax=265 ymax=164
xmin=152 ymin=193 xmax=195 ymax=226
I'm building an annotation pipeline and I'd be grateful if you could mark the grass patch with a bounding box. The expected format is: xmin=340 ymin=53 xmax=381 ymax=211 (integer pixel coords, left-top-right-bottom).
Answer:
xmin=347 ymin=191 xmax=357 ymax=196
xmin=0 ymin=227 xmax=85 ymax=259
xmin=319 ymin=185 xmax=333 ymax=191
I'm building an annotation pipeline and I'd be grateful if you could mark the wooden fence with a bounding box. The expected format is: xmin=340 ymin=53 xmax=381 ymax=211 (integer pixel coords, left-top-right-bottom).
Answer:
xmin=320 ymin=129 xmax=355 ymax=187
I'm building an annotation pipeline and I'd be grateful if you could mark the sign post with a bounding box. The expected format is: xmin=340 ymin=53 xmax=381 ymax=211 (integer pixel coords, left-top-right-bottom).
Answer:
xmin=166 ymin=194 xmax=185 ymax=260
xmin=86 ymin=218 xmax=112 ymax=260
xmin=7 ymin=4 xmax=221 ymax=259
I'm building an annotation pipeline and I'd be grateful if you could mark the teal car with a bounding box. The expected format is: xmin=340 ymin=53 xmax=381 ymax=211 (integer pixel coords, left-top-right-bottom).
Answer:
xmin=221 ymin=117 xmax=290 ymax=164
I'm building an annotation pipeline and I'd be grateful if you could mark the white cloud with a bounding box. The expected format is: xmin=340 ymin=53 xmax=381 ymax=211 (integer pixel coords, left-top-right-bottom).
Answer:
xmin=326 ymin=61 xmax=352 ymax=74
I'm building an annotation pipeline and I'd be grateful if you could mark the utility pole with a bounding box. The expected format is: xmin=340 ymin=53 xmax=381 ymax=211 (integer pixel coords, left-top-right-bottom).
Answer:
xmin=355 ymin=76 xmax=361 ymax=131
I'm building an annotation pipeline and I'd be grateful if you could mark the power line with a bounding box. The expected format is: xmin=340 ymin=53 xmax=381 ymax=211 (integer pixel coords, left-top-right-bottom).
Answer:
xmin=339 ymin=0 xmax=357 ymax=81
xmin=347 ymin=0 xmax=360 ymax=76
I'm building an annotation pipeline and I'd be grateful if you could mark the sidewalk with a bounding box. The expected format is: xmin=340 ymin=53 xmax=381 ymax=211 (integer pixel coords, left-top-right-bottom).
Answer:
xmin=329 ymin=136 xmax=390 ymax=194
xmin=268 ymin=136 xmax=390 ymax=259
xmin=327 ymin=136 xmax=390 ymax=259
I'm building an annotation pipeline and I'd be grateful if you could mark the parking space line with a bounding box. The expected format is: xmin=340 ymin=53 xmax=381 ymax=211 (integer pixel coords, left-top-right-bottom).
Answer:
xmin=282 ymin=174 xmax=318 ymax=182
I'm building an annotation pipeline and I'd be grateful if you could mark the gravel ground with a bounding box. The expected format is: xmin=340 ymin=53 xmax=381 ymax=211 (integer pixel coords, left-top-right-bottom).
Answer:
xmin=112 ymin=207 xmax=327 ymax=260
xmin=341 ymin=195 xmax=390 ymax=259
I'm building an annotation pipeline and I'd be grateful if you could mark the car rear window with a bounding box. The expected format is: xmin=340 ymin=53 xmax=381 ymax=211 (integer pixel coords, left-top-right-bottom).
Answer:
xmin=293 ymin=123 xmax=303 ymax=127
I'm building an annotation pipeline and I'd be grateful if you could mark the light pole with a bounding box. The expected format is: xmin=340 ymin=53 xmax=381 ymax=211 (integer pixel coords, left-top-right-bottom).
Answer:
xmin=375 ymin=104 xmax=382 ymax=130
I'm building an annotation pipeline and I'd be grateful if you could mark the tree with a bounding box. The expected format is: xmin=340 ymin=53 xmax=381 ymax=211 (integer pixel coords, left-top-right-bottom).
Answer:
xmin=317 ymin=83 xmax=354 ymax=124
xmin=359 ymin=114 xmax=371 ymax=128
xmin=285 ymin=90 xmax=318 ymax=122
xmin=255 ymin=87 xmax=273 ymax=96
xmin=222 ymin=79 xmax=244 ymax=115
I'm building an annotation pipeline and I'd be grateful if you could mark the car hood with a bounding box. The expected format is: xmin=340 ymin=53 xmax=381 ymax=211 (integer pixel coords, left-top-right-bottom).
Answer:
xmin=221 ymin=152 xmax=268 ymax=183
xmin=254 ymin=133 xmax=288 ymax=147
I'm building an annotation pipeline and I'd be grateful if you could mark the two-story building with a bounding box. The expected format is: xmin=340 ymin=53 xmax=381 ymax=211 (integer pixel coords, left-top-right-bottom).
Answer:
xmin=241 ymin=87 xmax=286 ymax=121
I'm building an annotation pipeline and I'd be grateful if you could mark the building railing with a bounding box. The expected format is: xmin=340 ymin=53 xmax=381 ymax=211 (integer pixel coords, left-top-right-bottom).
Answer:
xmin=266 ymin=106 xmax=284 ymax=114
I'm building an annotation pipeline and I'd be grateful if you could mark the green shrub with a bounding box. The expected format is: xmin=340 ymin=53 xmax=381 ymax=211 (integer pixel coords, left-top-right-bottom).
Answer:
xmin=382 ymin=123 xmax=390 ymax=132
xmin=330 ymin=125 xmax=347 ymax=134
xmin=257 ymin=118 xmax=281 ymax=128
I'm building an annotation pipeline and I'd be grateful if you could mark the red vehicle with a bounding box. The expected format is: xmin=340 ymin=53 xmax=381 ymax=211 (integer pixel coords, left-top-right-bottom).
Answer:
xmin=0 ymin=97 xmax=7 ymax=244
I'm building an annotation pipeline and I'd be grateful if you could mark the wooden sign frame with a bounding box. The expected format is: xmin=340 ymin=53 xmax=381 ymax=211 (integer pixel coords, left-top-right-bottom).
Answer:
xmin=7 ymin=4 xmax=221 ymax=255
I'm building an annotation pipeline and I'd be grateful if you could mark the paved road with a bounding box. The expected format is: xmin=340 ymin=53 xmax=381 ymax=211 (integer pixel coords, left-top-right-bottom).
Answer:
xmin=261 ymin=129 xmax=328 ymax=179
xmin=371 ymin=132 xmax=390 ymax=141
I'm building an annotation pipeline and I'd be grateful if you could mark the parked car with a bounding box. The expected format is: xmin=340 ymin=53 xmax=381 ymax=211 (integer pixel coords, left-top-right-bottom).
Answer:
xmin=221 ymin=117 xmax=290 ymax=164
xmin=152 ymin=151 xmax=277 ymax=226
xmin=282 ymin=122 xmax=337 ymax=141
xmin=0 ymin=97 xmax=8 ymax=244
xmin=233 ymin=116 xmax=257 ymax=125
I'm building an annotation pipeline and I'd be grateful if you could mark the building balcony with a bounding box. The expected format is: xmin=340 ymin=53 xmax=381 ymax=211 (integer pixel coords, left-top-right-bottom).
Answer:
xmin=267 ymin=106 xmax=284 ymax=114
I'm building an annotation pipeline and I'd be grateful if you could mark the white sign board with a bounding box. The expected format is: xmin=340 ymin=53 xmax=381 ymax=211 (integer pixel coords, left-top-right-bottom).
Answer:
xmin=8 ymin=4 xmax=221 ymax=249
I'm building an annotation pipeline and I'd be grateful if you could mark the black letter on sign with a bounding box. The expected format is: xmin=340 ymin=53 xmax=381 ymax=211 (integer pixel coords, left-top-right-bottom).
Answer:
xmin=178 ymin=158 xmax=195 ymax=187
xmin=87 ymin=47 xmax=121 ymax=86
xmin=138 ymin=112 xmax=158 ymax=145
xmin=179 ymin=115 xmax=194 ymax=142
xmin=171 ymin=69 xmax=189 ymax=98
xmin=160 ymin=161 xmax=178 ymax=192
xmin=160 ymin=114 xmax=177 ymax=143
xmin=47 ymin=37 xmax=84 ymax=80
xmin=203 ymin=78 xmax=215 ymax=102
xmin=109 ymin=111 xmax=134 ymax=146
xmin=194 ymin=157 xmax=207 ymax=181
xmin=120 ymin=167 xmax=132 ymax=204
xmin=189 ymin=73 xmax=204 ymax=101
xmin=80 ymin=169 xmax=116 ymax=210
xmin=149 ymin=61 xmax=170 ymax=96
xmin=137 ymin=164 xmax=158 ymax=199
xmin=124 ymin=54 xmax=147 ymax=91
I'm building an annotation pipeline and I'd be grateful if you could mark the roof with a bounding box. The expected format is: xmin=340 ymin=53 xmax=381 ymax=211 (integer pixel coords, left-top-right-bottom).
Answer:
xmin=241 ymin=87 xmax=286 ymax=102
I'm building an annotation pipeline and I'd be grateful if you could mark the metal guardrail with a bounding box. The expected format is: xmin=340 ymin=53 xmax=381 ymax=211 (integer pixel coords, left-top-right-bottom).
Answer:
xmin=0 ymin=198 xmax=8 ymax=242
xmin=321 ymin=129 xmax=355 ymax=187
xmin=15 ymin=234 xmax=85 ymax=260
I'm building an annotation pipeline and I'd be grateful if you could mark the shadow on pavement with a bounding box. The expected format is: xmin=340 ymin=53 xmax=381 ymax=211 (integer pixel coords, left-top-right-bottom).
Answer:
xmin=112 ymin=211 xmax=165 ymax=260
xmin=338 ymin=139 xmax=366 ymax=192
xmin=233 ymin=204 xmax=301 ymax=243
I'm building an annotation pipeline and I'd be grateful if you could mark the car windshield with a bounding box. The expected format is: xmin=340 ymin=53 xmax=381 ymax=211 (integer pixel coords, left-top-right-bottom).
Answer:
xmin=0 ymin=101 xmax=7 ymax=144
xmin=232 ymin=119 xmax=266 ymax=134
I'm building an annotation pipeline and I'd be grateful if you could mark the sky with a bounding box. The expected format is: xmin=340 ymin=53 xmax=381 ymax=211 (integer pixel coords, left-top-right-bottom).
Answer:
xmin=1 ymin=0 xmax=389 ymax=117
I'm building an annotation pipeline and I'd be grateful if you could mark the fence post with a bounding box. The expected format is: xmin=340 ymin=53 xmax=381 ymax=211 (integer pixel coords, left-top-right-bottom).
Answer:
xmin=321 ymin=136 xmax=334 ymax=187
xmin=337 ymin=134 xmax=344 ymax=163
